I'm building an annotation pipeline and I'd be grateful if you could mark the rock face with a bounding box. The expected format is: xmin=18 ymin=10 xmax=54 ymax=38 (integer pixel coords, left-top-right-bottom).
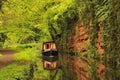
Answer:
xmin=73 ymin=26 xmax=90 ymax=52
xmin=73 ymin=23 xmax=105 ymax=80
xmin=68 ymin=22 xmax=104 ymax=56
xmin=67 ymin=23 xmax=91 ymax=80
xmin=48 ymin=1 xmax=120 ymax=79
xmin=56 ymin=21 xmax=105 ymax=80
xmin=96 ymin=24 xmax=104 ymax=56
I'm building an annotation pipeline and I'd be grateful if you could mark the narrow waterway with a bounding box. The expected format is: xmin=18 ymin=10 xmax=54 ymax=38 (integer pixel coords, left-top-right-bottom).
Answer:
xmin=49 ymin=53 xmax=106 ymax=80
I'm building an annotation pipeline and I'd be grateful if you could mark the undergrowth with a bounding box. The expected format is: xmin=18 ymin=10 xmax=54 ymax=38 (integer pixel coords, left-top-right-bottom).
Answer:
xmin=0 ymin=64 xmax=30 ymax=80
xmin=14 ymin=48 xmax=38 ymax=62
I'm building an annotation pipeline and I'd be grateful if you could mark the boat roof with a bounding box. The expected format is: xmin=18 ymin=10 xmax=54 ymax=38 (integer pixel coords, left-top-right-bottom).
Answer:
xmin=43 ymin=41 xmax=56 ymax=44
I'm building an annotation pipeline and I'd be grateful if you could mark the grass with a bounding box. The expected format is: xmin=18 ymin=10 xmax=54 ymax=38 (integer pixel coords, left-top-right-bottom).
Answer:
xmin=14 ymin=48 xmax=39 ymax=62
xmin=0 ymin=48 xmax=61 ymax=80
xmin=0 ymin=48 xmax=42 ymax=80
xmin=13 ymin=48 xmax=52 ymax=80
xmin=0 ymin=64 xmax=30 ymax=80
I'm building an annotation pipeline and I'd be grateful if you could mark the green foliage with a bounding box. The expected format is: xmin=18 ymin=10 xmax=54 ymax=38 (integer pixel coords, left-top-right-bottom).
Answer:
xmin=14 ymin=48 xmax=38 ymax=62
xmin=0 ymin=1 xmax=78 ymax=79
xmin=33 ymin=61 xmax=50 ymax=80
xmin=0 ymin=0 xmax=53 ymax=48
xmin=45 ymin=0 xmax=78 ymax=40
xmin=0 ymin=0 xmax=78 ymax=48
xmin=0 ymin=64 xmax=30 ymax=80
xmin=0 ymin=0 xmax=120 ymax=80
xmin=103 ymin=0 xmax=120 ymax=79
xmin=0 ymin=0 xmax=2 ymax=10
xmin=48 ymin=0 xmax=120 ymax=79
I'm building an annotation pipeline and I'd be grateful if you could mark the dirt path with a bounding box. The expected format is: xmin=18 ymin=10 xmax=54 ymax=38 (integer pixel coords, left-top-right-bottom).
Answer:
xmin=0 ymin=49 xmax=16 ymax=69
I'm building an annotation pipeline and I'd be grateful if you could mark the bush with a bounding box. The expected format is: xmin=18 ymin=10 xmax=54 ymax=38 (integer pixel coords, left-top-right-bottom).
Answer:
xmin=0 ymin=64 xmax=30 ymax=80
xmin=0 ymin=42 xmax=3 ymax=47
xmin=14 ymin=48 xmax=38 ymax=62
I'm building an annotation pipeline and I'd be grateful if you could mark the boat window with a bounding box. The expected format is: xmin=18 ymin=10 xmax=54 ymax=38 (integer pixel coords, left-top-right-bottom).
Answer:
xmin=46 ymin=44 xmax=50 ymax=49
xmin=46 ymin=64 xmax=50 ymax=68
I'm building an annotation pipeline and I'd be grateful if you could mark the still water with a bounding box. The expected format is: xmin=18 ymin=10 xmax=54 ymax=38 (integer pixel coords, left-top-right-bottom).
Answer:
xmin=49 ymin=54 xmax=120 ymax=80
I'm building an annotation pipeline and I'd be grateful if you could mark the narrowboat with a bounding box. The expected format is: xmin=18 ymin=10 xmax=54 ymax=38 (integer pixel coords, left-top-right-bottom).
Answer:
xmin=42 ymin=41 xmax=58 ymax=56
xmin=42 ymin=41 xmax=58 ymax=70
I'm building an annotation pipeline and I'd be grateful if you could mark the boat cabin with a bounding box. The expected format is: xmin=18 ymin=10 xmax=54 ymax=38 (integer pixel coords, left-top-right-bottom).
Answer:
xmin=42 ymin=41 xmax=58 ymax=56
xmin=42 ymin=41 xmax=57 ymax=51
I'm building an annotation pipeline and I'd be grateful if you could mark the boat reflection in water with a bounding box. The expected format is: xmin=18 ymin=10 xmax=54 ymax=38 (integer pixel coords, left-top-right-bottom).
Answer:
xmin=42 ymin=41 xmax=58 ymax=70
xmin=43 ymin=56 xmax=58 ymax=70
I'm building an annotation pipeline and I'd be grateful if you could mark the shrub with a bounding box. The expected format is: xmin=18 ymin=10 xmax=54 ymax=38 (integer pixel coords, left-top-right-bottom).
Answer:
xmin=0 ymin=64 xmax=30 ymax=80
xmin=14 ymin=48 xmax=38 ymax=62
